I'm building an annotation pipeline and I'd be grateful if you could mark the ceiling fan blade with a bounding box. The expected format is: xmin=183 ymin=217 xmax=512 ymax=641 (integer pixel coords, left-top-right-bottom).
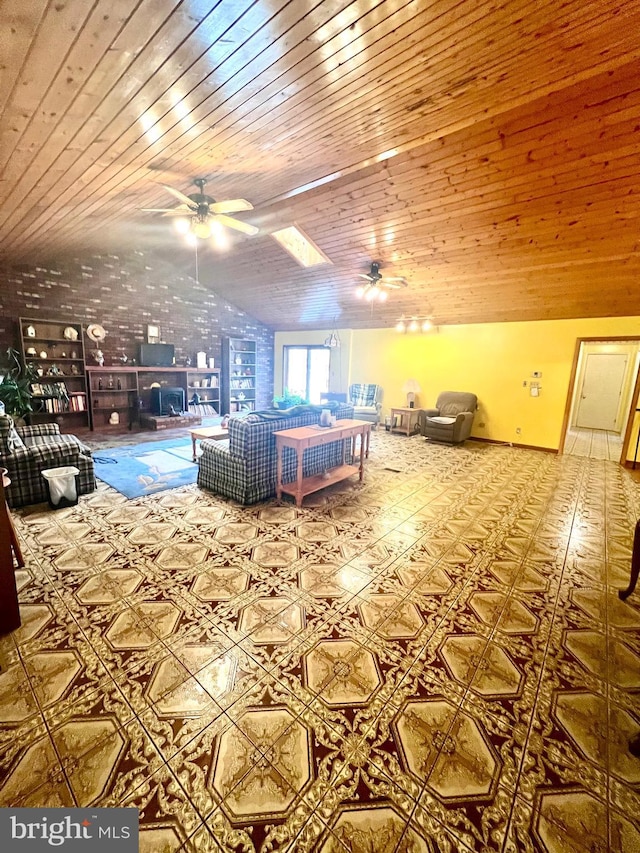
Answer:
xmin=214 ymin=214 xmax=259 ymax=236
xmin=383 ymin=280 xmax=407 ymax=289
xmin=357 ymin=273 xmax=374 ymax=280
xmin=159 ymin=209 xmax=196 ymax=218
xmin=209 ymin=199 xmax=254 ymax=214
xmin=382 ymin=276 xmax=406 ymax=282
xmin=141 ymin=207 xmax=189 ymax=213
xmin=162 ymin=184 xmax=196 ymax=206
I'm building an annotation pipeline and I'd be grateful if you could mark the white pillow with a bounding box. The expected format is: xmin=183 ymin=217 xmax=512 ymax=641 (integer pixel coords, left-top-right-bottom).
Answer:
xmin=428 ymin=416 xmax=457 ymax=425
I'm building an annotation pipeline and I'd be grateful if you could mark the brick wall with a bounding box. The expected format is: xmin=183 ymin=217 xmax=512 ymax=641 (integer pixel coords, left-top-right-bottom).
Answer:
xmin=0 ymin=250 xmax=274 ymax=410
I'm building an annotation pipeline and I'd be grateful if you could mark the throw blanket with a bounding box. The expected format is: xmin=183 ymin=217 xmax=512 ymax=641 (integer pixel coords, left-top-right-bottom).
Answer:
xmin=251 ymin=402 xmax=342 ymax=420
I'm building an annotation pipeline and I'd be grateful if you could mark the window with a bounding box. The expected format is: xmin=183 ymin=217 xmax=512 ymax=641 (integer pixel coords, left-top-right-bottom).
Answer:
xmin=283 ymin=346 xmax=330 ymax=404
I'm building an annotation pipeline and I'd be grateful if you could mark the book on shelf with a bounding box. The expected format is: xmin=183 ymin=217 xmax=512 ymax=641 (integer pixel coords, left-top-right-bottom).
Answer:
xmin=31 ymin=381 xmax=69 ymax=397
xmin=31 ymin=384 xmax=87 ymax=413
xmin=69 ymin=393 xmax=86 ymax=412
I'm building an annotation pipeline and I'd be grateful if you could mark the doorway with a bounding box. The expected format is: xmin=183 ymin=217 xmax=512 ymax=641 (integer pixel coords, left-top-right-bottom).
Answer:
xmin=562 ymin=339 xmax=640 ymax=463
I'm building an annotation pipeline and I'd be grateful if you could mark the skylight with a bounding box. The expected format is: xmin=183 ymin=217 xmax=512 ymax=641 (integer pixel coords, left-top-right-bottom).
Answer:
xmin=271 ymin=225 xmax=332 ymax=267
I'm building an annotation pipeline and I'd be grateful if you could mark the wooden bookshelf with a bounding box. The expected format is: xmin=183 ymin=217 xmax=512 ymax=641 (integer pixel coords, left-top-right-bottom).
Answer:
xmin=19 ymin=317 xmax=89 ymax=427
xmin=221 ymin=337 xmax=257 ymax=414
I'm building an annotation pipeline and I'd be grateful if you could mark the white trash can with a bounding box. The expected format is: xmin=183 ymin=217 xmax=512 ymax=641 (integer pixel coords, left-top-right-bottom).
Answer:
xmin=41 ymin=466 xmax=80 ymax=509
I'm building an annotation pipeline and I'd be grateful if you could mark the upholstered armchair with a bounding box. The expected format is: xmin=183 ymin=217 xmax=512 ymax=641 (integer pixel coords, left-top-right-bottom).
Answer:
xmin=0 ymin=415 xmax=96 ymax=508
xmin=348 ymin=384 xmax=383 ymax=429
xmin=419 ymin=391 xmax=478 ymax=445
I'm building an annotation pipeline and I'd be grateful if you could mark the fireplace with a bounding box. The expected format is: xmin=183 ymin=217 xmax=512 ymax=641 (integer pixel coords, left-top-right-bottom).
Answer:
xmin=151 ymin=386 xmax=185 ymax=415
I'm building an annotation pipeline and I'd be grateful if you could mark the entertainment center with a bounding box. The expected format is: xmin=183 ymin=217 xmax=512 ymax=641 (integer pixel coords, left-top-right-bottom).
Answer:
xmin=86 ymin=366 xmax=220 ymax=430
xmin=18 ymin=318 xmax=256 ymax=432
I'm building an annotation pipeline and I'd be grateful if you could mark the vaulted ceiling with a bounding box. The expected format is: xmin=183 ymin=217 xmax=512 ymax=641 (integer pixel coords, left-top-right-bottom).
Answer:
xmin=1 ymin=0 xmax=639 ymax=330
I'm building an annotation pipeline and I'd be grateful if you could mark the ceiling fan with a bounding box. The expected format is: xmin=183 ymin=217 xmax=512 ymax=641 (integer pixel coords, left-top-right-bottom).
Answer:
xmin=356 ymin=262 xmax=407 ymax=301
xmin=143 ymin=178 xmax=259 ymax=240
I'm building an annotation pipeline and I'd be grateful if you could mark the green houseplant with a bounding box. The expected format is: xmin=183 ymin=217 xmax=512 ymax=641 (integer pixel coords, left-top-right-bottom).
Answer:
xmin=273 ymin=389 xmax=308 ymax=409
xmin=0 ymin=348 xmax=39 ymax=419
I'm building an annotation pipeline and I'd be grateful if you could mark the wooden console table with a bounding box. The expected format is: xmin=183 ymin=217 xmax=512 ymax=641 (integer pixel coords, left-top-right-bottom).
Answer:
xmin=274 ymin=419 xmax=371 ymax=507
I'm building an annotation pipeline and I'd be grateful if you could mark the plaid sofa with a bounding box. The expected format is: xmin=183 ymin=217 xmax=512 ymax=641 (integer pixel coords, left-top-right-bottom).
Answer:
xmin=0 ymin=415 xmax=96 ymax=508
xmin=197 ymin=404 xmax=354 ymax=504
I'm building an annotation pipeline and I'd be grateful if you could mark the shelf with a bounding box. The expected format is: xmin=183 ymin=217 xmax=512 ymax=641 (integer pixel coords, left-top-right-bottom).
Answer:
xmin=279 ymin=464 xmax=360 ymax=502
xmin=222 ymin=337 xmax=258 ymax=415
xmin=23 ymin=336 xmax=79 ymax=344
xmin=92 ymin=404 xmax=136 ymax=410
xmin=20 ymin=316 xmax=88 ymax=429
xmin=85 ymin=365 xmax=221 ymax=431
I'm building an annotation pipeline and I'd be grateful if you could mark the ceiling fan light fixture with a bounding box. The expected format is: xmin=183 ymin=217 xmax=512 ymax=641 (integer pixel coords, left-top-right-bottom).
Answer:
xmin=355 ymin=261 xmax=407 ymax=301
xmin=148 ymin=178 xmax=258 ymax=242
xmin=365 ymin=288 xmax=377 ymax=301
xmin=192 ymin=219 xmax=212 ymax=239
xmin=394 ymin=315 xmax=435 ymax=333
xmin=324 ymin=330 xmax=341 ymax=348
xmin=211 ymin=226 xmax=229 ymax=251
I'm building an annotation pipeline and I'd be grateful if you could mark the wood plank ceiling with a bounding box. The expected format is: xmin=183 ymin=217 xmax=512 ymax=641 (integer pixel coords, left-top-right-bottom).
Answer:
xmin=1 ymin=0 xmax=639 ymax=330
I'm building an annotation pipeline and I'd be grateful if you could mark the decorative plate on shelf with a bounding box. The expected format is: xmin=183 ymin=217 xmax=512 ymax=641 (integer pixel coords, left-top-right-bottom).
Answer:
xmin=86 ymin=323 xmax=107 ymax=343
xmin=63 ymin=326 xmax=79 ymax=341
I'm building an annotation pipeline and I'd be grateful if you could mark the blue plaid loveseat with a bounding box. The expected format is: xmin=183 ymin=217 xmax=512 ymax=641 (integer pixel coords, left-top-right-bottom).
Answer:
xmin=197 ymin=404 xmax=354 ymax=504
xmin=0 ymin=415 xmax=96 ymax=508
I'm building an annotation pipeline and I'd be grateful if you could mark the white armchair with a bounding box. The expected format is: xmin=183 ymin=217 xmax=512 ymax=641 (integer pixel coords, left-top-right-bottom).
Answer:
xmin=348 ymin=384 xmax=383 ymax=429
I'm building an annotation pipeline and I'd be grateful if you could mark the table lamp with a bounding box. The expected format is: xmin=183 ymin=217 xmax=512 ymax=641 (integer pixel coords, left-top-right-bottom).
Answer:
xmin=403 ymin=378 xmax=421 ymax=408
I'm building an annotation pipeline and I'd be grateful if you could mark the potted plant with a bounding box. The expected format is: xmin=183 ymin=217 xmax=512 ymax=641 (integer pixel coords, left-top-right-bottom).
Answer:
xmin=273 ymin=389 xmax=308 ymax=409
xmin=0 ymin=347 xmax=68 ymax=422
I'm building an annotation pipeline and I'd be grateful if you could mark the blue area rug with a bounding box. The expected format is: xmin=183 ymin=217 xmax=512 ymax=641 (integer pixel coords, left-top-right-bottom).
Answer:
xmin=93 ymin=438 xmax=198 ymax=498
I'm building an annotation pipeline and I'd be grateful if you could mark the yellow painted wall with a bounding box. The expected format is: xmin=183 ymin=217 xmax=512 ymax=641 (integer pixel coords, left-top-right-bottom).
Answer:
xmin=275 ymin=316 xmax=640 ymax=453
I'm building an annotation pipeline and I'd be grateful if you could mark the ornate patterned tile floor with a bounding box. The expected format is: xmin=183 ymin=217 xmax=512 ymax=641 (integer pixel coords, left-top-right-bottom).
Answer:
xmin=2 ymin=431 xmax=640 ymax=852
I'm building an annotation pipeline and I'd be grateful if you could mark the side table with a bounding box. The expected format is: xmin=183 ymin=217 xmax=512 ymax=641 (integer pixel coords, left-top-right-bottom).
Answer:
xmin=189 ymin=425 xmax=229 ymax=461
xmin=390 ymin=407 xmax=422 ymax=436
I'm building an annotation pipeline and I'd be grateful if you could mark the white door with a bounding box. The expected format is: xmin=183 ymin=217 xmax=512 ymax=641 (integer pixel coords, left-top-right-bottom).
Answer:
xmin=575 ymin=353 xmax=627 ymax=430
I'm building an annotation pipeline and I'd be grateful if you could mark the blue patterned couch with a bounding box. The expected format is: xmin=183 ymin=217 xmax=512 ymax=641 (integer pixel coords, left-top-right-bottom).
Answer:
xmin=197 ymin=404 xmax=354 ymax=504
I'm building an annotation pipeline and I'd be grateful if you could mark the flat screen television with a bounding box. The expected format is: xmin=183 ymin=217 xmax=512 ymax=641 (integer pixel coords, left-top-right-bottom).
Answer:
xmin=138 ymin=343 xmax=175 ymax=367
